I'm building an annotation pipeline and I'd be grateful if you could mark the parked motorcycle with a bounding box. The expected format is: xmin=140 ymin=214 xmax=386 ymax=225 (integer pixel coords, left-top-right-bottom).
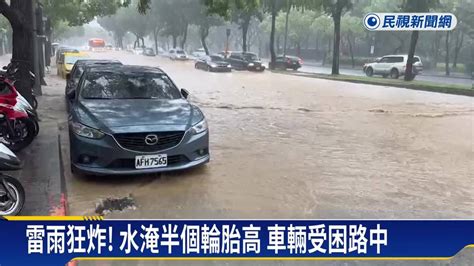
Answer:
xmin=0 ymin=142 xmax=25 ymax=215
xmin=0 ymin=104 xmax=36 ymax=152
xmin=1 ymin=62 xmax=38 ymax=110
xmin=0 ymin=77 xmax=40 ymax=136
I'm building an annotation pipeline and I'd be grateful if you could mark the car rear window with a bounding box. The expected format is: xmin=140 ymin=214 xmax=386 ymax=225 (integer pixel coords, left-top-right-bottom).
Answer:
xmin=81 ymin=72 xmax=182 ymax=100
xmin=65 ymin=56 xmax=87 ymax=65
xmin=243 ymin=53 xmax=258 ymax=61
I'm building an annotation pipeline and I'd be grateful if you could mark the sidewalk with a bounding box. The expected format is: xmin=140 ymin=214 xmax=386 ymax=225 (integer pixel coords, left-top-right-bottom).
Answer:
xmin=8 ymin=65 xmax=69 ymax=215
xmin=301 ymin=59 xmax=472 ymax=80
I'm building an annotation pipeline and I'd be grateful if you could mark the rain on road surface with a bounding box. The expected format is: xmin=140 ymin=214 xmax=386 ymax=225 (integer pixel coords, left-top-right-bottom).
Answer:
xmin=59 ymin=51 xmax=473 ymax=221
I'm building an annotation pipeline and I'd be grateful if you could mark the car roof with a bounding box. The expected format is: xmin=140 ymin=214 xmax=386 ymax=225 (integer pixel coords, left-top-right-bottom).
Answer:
xmin=85 ymin=65 xmax=165 ymax=75
xmin=382 ymin=55 xmax=420 ymax=58
xmin=75 ymin=59 xmax=122 ymax=66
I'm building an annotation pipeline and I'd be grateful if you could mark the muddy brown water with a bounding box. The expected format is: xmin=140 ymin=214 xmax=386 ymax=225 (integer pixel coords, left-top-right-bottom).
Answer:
xmin=44 ymin=51 xmax=473 ymax=265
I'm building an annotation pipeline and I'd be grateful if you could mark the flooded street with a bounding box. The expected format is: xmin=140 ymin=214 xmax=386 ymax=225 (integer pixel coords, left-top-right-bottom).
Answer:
xmin=58 ymin=51 xmax=473 ymax=221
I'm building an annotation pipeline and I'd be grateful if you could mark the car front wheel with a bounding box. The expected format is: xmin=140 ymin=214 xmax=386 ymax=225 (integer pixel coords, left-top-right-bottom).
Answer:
xmin=365 ymin=67 xmax=374 ymax=77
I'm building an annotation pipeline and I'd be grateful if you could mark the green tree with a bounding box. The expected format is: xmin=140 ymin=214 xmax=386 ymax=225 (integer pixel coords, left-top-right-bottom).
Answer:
xmin=313 ymin=15 xmax=333 ymax=65
xmin=322 ymin=0 xmax=353 ymax=75
xmin=98 ymin=10 xmax=128 ymax=49
xmin=341 ymin=14 xmax=363 ymax=68
xmin=279 ymin=9 xmax=318 ymax=56
xmin=401 ymin=0 xmax=439 ymax=81
xmin=194 ymin=6 xmax=224 ymax=55
xmin=230 ymin=2 xmax=263 ymax=52
xmin=152 ymin=0 xmax=199 ymax=49
xmin=0 ymin=0 xmax=146 ymax=102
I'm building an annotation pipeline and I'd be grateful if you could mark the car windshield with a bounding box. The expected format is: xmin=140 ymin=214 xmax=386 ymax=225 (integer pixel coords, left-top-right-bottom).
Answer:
xmin=243 ymin=53 xmax=258 ymax=61
xmin=210 ymin=56 xmax=223 ymax=61
xmin=65 ymin=56 xmax=85 ymax=65
xmin=176 ymin=50 xmax=185 ymax=54
xmin=81 ymin=72 xmax=182 ymax=100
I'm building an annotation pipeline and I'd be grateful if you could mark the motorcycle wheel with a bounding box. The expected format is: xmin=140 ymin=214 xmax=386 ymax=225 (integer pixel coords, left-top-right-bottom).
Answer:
xmin=32 ymin=117 xmax=40 ymax=136
xmin=0 ymin=175 xmax=25 ymax=216
xmin=3 ymin=118 xmax=36 ymax=152
xmin=32 ymin=96 xmax=38 ymax=110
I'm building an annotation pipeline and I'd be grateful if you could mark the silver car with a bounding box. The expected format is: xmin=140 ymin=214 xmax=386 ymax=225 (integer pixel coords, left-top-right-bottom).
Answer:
xmin=67 ymin=65 xmax=209 ymax=176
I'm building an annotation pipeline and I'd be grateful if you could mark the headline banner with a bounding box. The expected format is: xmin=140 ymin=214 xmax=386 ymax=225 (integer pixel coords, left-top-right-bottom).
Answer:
xmin=0 ymin=218 xmax=473 ymax=265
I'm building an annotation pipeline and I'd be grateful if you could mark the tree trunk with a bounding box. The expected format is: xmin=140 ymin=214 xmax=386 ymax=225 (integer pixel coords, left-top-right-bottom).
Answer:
xmin=2 ymin=0 xmax=36 ymax=103
xmin=445 ymin=31 xmax=450 ymax=76
xmin=242 ymin=20 xmax=249 ymax=52
xmin=118 ymin=35 xmax=123 ymax=49
xmin=323 ymin=38 xmax=331 ymax=66
xmin=283 ymin=0 xmax=291 ymax=56
xmin=348 ymin=32 xmax=354 ymax=68
xmin=153 ymin=28 xmax=159 ymax=54
xmin=133 ymin=36 xmax=139 ymax=49
xmin=200 ymin=26 xmax=210 ymax=55
xmin=452 ymin=31 xmax=463 ymax=69
xmin=331 ymin=11 xmax=342 ymax=75
xmin=276 ymin=35 xmax=281 ymax=54
xmin=405 ymin=31 xmax=419 ymax=81
xmin=432 ymin=32 xmax=440 ymax=70
xmin=172 ymin=35 xmax=177 ymax=48
xmin=180 ymin=23 xmax=188 ymax=49
xmin=269 ymin=1 xmax=277 ymax=70
xmin=140 ymin=37 xmax=145 ymax=48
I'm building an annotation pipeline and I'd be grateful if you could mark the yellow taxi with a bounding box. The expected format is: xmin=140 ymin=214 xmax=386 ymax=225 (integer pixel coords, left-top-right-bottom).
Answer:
xmin=57 ymin=52 xmax=89 ymax=79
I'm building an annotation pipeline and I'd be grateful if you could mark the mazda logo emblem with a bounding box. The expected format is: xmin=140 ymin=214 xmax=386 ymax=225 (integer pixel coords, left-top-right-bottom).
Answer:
xmin=144 ymin=134 xmax=159 ymax=145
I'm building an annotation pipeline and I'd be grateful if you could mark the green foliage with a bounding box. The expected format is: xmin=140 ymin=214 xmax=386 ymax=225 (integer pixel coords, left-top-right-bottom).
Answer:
xmin=322 ymin=0 xmax=352 ymax=17
xmin=53 ymin=21 xmax=85 ymax=41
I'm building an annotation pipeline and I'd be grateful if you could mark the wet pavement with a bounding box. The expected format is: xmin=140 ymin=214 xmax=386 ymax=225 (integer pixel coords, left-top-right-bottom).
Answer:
xmin=36 ymin=51 xmax=474 ymax=265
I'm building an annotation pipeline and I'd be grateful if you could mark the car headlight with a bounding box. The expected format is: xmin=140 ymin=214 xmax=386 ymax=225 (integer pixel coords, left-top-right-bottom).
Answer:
xmin=210 ymin=63 xmax=217 ymax=68
xmin=248 ymin=63 xmax=254 ymax=67
xmin=227 ymin=64 xmax=232 ymax=68
xmin=191 ymin=119 xmax=208 ymax=134
xmin=71 ymin=121 xmax=105 ymax=139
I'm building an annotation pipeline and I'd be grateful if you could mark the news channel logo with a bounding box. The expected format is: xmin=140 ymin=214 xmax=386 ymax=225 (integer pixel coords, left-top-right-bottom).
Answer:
xmin=364 ymin=13 xmax=457 ymax=31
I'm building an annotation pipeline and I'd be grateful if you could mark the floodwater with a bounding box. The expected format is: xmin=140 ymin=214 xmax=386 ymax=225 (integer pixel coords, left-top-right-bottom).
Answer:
xmin=51 ymin=51 xmax=473 ymax=265
xmin=62 ymin=51 xmax=473 ymax=219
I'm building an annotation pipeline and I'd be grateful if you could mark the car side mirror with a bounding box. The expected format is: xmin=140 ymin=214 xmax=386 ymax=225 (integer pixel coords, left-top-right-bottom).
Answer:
xmin=181 ymin=88 xmax=189 ymax=99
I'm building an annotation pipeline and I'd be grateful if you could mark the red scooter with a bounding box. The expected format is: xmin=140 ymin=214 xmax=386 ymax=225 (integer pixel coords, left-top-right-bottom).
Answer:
xmin=0 ymin=103 xmax=36 ymax=152
xmin=0 ymin=77 xmax=39 ymax=137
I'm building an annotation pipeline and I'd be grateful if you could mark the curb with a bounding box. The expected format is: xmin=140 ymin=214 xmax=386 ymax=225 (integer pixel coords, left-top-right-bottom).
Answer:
xmin=276 ymin=71 xmax=474 ymax=97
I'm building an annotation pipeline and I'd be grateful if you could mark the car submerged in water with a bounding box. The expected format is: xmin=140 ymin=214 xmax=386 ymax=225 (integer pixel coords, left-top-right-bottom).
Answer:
xmin=67 ymin=65 xmax=209 ymax=176
xmin=225 ymin=52 xmax=265 ymax=72
xmin=195 ymin=55 xmax=232 ymax=72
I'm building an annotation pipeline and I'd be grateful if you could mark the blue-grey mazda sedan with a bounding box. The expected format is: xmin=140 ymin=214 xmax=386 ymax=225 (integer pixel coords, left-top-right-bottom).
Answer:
xmin=67 ymin=65 xmax=209 ymax=176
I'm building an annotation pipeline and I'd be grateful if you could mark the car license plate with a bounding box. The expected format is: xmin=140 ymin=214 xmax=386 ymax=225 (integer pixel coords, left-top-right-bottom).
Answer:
xmin=256 ymin=66 xmax=261 ymax=70
xmin=135 ymin=154 xmax=167 ymax=169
